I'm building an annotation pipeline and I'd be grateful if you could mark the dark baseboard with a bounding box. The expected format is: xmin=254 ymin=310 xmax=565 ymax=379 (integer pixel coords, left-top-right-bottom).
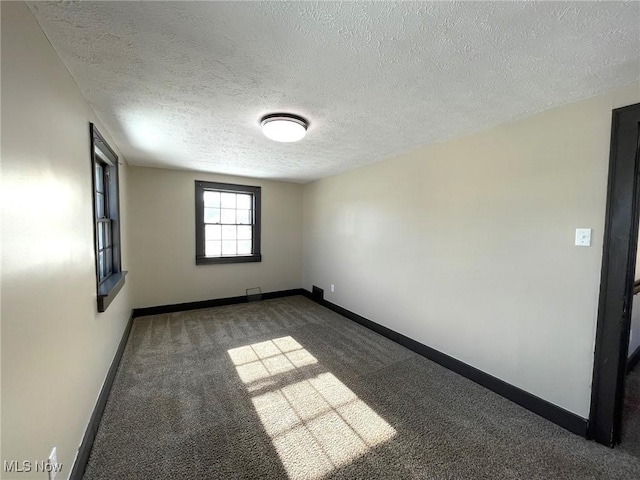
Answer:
xmin=628 ymin=344 xmax=640 ymax=374
xmin=132 ymin=288 xmax=305 ymax=318
xmin=70 ymin=312 xmax=134 ymax=480
xmin=301 ymin=289 xmax=589 ymax=437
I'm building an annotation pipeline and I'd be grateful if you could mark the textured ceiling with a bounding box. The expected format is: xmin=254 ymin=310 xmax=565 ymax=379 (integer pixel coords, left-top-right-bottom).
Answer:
xmin=28 ymin=1 xmax=640 ymax=183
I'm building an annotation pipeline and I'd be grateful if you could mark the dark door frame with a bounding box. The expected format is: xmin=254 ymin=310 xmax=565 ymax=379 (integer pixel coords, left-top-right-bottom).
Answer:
xmin=589 ymin=102 xmax=640 ymax=446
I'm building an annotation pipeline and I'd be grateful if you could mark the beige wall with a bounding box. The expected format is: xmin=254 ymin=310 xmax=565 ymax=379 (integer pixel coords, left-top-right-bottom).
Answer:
xmin=1 ymin=3 xmax=133 ymax=478
xmin=128 ymin=166 xmax=303 ymax=308
xmin=630 ymin=222 xmax=640 ymax=357
xmin=303 ymin=82 xmax=640 ymax=418
xmin=630 ymin=297 xmax=640 ymax=357
xmin=635 ymin=222 xmax=640 ymax=282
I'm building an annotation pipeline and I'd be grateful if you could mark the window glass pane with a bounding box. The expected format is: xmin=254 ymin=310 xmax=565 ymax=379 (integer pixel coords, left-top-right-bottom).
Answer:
xmin=237 ymin=225 xmax=252 ymax=240
xmin=204 ymin=191 xmax=220 ymax=207
xmin=96 ymin=192 xmax=105 ymax=218
xmin=95 ymin=164 xmax=104 ymax=193
xmin=105 ymin=248 xmax=113 ymax=275
xmin=222 ymin=240 xmax=237 ymax=255
xmin=98 ymin=223 xmax=104 ymax=248
xmin=222 ymin=225 xmax=236 ymax=240
xmin=205 ymin=241 xmax=221 ymax=257
xmin=204 ymin=207 xmax=220 ymax=224
xmin=98 ymin=252 xmax=105 ymax=280
xmin=221 ymin=209 xmax=236 ymax=224
xmin=104 ymin=222 xmax=111 ymax=248
xmin=236 ymin=194 xmax=252 ymax=209
xmin=237 ymin=240 xmax=252 ymax=255
xmin=236 ymin=209 xmax=251 ymax=225
xmin=205 ymin=224 xmax=221 ymax=240
xmin=221 ymin=192 xmax=236 ymax=208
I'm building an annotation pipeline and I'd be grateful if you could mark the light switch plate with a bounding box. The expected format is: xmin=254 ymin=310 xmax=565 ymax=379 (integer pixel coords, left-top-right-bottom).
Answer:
xmin=575 ymin=228 xmax=592 ymax=247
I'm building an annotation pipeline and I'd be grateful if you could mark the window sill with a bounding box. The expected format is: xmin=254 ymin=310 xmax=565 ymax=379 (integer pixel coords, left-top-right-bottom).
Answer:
xmin=196 ymin=254 xmax=262 ymax=265
xmin=97 ymin=271 xmax=128 ymax=312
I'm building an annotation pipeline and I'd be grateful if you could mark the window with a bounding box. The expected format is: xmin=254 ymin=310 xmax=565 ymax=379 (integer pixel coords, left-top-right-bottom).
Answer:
xmin=91 ymin=124 xmax=126 ymax=312
xmin=195 ymin=181 xmax=262 ymax=264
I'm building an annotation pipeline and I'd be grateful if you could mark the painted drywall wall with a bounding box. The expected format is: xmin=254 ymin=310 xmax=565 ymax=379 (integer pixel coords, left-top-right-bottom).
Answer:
xmin=128 ymin=166 xmax=303 ymax=308
xmin=1 ymin=2 xmax=133 ymax=478
xmin=303 ymin=82 xmax=640 ymax=418
xmin=630 ymin=297 xmax=640 ymax=358
xmin=629 ymin=223 xmax=640 ymax=358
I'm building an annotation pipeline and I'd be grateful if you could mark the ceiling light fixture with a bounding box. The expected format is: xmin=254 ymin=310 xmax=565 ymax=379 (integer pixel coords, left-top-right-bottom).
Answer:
xmin=261 ymin=114 xmax=308 ymax=143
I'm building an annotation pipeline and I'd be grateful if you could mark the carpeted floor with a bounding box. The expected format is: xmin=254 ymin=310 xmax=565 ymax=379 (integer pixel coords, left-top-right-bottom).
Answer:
xmin=84 ymin=295 xmax=640 ymax=479
xmin=621 ymin=365 xmax=640 ymax=458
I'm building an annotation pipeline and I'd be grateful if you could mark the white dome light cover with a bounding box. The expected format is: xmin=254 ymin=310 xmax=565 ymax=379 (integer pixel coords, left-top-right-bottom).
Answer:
xmin=261 ymin=114 xmax=308 ymax=142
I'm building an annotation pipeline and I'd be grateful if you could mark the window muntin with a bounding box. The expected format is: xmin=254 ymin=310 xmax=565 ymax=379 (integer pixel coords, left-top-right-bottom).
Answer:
xmin=195 ymin=181 xmax=261 ymax=265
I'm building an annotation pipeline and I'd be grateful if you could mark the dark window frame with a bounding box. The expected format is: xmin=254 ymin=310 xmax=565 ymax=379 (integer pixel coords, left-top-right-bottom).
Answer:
xmin=195 ymin=180 xmax=262 ymax=265
xmin=90 ymin=124 xmax=127 ymax=312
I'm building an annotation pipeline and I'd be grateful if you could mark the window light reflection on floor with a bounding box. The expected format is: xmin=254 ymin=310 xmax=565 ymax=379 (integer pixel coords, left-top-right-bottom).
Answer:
xmin=228 ymin=337 xmax=396 ymax=480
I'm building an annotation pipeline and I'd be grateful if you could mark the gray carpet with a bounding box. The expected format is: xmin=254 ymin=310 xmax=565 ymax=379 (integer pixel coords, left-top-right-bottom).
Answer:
xmin=621 ymin=365 xmax=640 ymax=458
xmin=84 ymin=296 xmax=640 ymax=479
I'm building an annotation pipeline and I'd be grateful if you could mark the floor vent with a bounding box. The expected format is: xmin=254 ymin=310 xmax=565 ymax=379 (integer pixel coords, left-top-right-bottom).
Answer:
xmin=312 ymin=285 xmax=324 ymax=301
xmin=246 ymin=287 xmax=262 ymax=302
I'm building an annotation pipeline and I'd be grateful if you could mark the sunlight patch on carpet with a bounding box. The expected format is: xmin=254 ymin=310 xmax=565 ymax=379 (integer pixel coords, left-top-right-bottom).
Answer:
xmin=229 ymin=336 xmax=396 ymax=480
